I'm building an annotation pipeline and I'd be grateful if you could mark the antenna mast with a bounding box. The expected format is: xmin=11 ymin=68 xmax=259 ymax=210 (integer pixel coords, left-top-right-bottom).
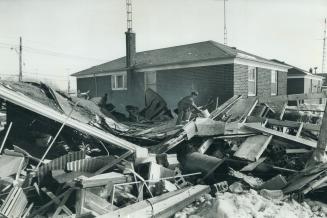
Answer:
xmin=126 ymin=0 xmax=133 ymax=31
xmin=322 ymin=18 xmax=326 ymax=74
xmin=223 ymin=0 xmax=227 ymax=45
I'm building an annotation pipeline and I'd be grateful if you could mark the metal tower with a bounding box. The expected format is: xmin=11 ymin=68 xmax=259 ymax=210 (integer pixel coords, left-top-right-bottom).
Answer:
xmin=223 ymin=0 xmax=228 ymax=45
xmin=322 ymin=18 xmax=326 ymax=74
xmin=126 ymin=0 xmax=133 ymax=31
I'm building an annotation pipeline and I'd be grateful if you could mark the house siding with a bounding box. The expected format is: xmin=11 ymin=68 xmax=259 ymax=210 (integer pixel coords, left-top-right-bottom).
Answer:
xmin=287 ymin=78 xmax=304 ymax=95
xmin=277 ymin=71 xmax=287 ymax=95
xmin=76 ymin=71 xmax=145 ymax=113
xmin=156 ymin=64 xmax=234 ymax=110
xmin=234 ymin=64 xmax=287 ymax=97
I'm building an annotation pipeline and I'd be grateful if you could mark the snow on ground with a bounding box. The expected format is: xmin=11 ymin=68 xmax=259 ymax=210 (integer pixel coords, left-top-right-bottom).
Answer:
xmin=175 ymin=189 xmax=326 ymax=218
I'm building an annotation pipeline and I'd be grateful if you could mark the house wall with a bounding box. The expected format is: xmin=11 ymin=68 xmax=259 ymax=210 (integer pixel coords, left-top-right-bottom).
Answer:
xmin=287 ymin=78 xmax=304 ymax=94
xmin=304 ymin=78 xmax=322 ymax=104
xmin=234 ymin=64 xmax=287 ymax=97
xmin=76 ymin=63 xmax=288 ymax=114
xmin=156 ymin=64 xmax=234 ymax=110
xmin=76 ymin=71 xmax=145 ymax=113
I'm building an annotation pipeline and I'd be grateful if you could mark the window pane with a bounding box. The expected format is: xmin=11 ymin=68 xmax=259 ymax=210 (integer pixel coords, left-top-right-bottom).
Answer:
xmin=111 ymin=75 xmax=115 ymax=88
xmin=123 ymin=75 xmax=127 ymax=88
xmin=116 ymin=75 xmax=123 ymax=88
xmin=271 ymin=71 xmax=276 ymax=82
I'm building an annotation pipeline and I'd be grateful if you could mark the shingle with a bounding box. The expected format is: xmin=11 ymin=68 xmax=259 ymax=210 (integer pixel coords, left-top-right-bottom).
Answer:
xmin=72 ymin=40 xmax=278 ymax=77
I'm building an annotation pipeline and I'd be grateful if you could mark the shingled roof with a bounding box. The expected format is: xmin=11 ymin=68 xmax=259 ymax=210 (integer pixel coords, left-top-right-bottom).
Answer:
xmin=72 ymin=40 xmax=284 ymax=77
xmin=271 ymin=59 xmax=324 ymax=79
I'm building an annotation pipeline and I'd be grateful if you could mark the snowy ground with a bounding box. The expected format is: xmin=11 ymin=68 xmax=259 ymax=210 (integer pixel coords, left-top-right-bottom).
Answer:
xmin=175 ymin=189 xmax=327 ymax=218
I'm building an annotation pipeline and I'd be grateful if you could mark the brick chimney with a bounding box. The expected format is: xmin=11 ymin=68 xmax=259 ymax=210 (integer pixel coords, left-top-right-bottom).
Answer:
xmin=125 ymin=28 xmax=136 ymax=68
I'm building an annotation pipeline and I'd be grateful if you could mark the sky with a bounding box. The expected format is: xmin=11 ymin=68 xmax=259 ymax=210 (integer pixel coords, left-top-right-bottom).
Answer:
xmin=0 ymin=0 xmax=326 ymax=90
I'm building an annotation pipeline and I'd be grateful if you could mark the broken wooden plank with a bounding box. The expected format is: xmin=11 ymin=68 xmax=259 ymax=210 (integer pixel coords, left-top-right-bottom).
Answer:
xmin=198 ymin=138 xmax=213 ymax=154
xmin=256 ymin=92 xmax=327 ymax=103
xmin=29 ymin=188 xmax=75 ymax=217
xmin=0 ymin=82 xmax=148 ymax=161
xmin=52 ymin=188 xmax=74 ymax=217
xmin=243 ymin=123 xmax=319 ymax=150
xmin=0 ymin=187 xmax=28 ymax=218
xmin=97 ymin=185 xmax=210 ymax=218
xmin=234 ymin=135 xmax=272 ymax=161
xmin=0 ymin=122 xmax=12 ymax=154
xmin=307 ymin=102 xmax=327 ymax=166
xmin=95 ymin=151 xmax=133 ymax=175
xmin=76 ymin=172 xmax=129 ymax=188
xmin=259 ymin=174 xmax=287 ymax=190
xmin=209 ymin=95 xmax=242 ymax=119
xmin=41 ymin=187 xmax=73 ymax=216
xmin=302 ymin=175 xmax=327 ymax=194
xmin=246 ymin=117 xmax=321 ymax=132
xmin=296 ymin=122 xmax=304 ymax=137
xmin=84 ymin=190 xmax=116 ymax=215
xmin=286 ymin=148 xmax=312 ymax=154
xmin=0 ymin=154 xmax=25 ymax=178
xmin=240 ymin=157 xmax=267 ymax=172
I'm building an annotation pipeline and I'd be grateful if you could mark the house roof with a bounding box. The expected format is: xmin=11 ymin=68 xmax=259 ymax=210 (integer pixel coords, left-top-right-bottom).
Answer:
xmin=271 ymin=59 xmax=324 ymax=80
xmin=72 ymin=40 xmax=287 ymax=77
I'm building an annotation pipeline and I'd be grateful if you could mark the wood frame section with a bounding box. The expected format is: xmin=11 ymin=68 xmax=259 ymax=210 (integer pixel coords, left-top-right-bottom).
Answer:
xmin=0 ymin=82 xmax=148 ymax=162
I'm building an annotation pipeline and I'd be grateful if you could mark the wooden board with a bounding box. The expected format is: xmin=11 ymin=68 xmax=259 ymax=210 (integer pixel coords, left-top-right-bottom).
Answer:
xmin=243 ymin=123 xmax=319 ymax=150
xmin=234 ymin=135 xmax=272 ymax=161
xmin=0 ymin=155 xmax=24 ymax=177
xmin=97 ymin=185 xmax=210 ymax=218
xmin=256 ymin=92 xmax=327 ymax=103
xmin=0 ymin=83 xmax=148 ymax=161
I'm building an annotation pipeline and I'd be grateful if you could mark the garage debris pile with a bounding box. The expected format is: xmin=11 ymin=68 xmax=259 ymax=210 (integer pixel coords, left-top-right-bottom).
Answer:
xmin=0 ymin=81 xmax=326 ymax=217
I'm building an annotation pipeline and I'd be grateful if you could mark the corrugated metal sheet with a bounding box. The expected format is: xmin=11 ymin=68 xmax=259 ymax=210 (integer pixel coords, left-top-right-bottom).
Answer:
xmin=38 ymin=150 xmax=86 ymax=184
xmin=66 ymin=155 xmax=115 ymax=173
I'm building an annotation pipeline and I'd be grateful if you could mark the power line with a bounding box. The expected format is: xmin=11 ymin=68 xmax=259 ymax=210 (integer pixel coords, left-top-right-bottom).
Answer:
xmin=0 ymin=41 xmax=107 ymax=62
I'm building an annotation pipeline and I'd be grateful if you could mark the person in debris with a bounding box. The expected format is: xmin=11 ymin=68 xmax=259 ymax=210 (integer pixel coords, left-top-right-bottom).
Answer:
xmin=99 ymin=93 xmax=108 ymax=107
xmin=176 ymin=91 xmax=202 ymax=125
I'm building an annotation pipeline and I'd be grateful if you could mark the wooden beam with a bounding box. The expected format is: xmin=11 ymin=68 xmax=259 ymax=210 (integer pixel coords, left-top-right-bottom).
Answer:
xmin=97 ymin=185 xmax=210 ymax=218
xmin=234 ymin=135 xmax=272 ymax=161
xmin=296 ymin=122 xmax=304 ymax=137
xmin=246 ymin=117 xmax=321 ymax=132
xmin=41 ymin=187 xmax=72 ymax=216
xmin=52 ymin=189 xmax=74 ymax=217
xmin=95 ymin=151 xmax=133 ymax=175
xmin=0 ymin=83 xmax=147 ymax=161
xmin=256 ymin=92 xmax=327 ymax=103
xmin=307 ymin=102 xmax=327 ymax=165
xmin=209 ymin=95 xmax=242 ymax=119
xmin=243 ymin=123 xmax=319 ymax=150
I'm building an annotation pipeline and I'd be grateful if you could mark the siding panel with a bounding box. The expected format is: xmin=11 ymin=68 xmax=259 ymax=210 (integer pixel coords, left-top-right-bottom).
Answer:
xmin=156 ymin=65 xmax=234 ymax=110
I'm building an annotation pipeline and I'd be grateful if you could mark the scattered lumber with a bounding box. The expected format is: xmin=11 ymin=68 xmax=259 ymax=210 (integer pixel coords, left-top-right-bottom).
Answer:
xmin=234 ymin=135 xmax=272 ymax=161
xmin=256 ymin=92 xmax=327 ymax=103
xmin=243 ymin=123 xmax=319 ymax=150
xmin=97 ymin=185 xmax=210 ymax=218
xmin=0 ymin=81 xmax=325 ymax=217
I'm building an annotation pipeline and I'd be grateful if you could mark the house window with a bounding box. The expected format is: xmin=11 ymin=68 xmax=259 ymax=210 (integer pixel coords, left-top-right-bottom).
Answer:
xmin=111 ymin=73 xmax=127 ymax=90
xmin=271 ymin=70 xmax=277 ymax=96
xmin=248 ymin=67 xmax=257 ymax=96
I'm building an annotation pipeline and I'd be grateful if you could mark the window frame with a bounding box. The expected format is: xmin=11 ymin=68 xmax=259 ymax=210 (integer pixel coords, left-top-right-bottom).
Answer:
xmin=247 ymin=67 xmax=257 ymax=96
xmin=111 ymin=73 xmax=127 ymax=90
xmin=271 ymin=70 xmax=278 ymax=96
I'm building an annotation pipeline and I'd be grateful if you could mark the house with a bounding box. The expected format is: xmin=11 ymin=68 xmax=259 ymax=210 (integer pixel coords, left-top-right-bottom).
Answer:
xmin=271 ymin=60 xmax=324 ymax=104
xmin=72 ymin=30 xmax=290 ymax=113
xmin=288 ymin=66 xmax=324 ymax=104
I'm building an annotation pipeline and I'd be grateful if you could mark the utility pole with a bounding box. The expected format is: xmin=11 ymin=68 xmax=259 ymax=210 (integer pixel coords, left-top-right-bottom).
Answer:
xmin=19 ymin=37 xmax=22 ymax=82
xmin=322 ymin=18 xmax=326 ymax=74
xmin=223 ymin=0 xmax=228 ymax=45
